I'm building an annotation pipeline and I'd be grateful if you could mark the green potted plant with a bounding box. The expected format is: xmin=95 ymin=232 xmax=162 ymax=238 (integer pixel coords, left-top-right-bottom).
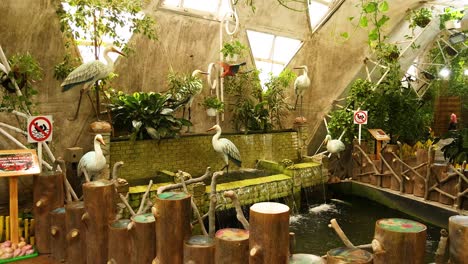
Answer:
xmin=202 ymin=96 xmax=224 ymax=116
xmin=375 ymin=42 xmax=400 ymax=63
xmin=409 ymin=7 xmax=432 ymax=29
xmin=220 ymin=40 xmax=247 ymax=62
xmin=439 ymin=7 xmax=464 ymax=29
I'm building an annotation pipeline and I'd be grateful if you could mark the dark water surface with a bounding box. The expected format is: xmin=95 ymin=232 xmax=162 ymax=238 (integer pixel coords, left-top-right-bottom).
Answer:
xmin=290 ymin=196 xmax=440 ymax=263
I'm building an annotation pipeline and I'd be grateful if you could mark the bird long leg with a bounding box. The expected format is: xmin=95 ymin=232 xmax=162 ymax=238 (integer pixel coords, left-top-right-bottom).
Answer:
xmin=300 ymin=95 xmax=303 ymax=117
xmin=188 ymin=106 xmax=192 ymax=121
xmin=86 ymin=90 xmax=100 ymax=121
xmin=294 ymin=95 xmax=299 ymax=110
xmin=221 ymin=164 xmax=229 ymax=174
xmin=182 ymin=106 xmax=186 ymax=120
xmin=68 ymin=88 xmax=85 ymax=121
xmin=82 ymin=168 xmax=91 ymax=183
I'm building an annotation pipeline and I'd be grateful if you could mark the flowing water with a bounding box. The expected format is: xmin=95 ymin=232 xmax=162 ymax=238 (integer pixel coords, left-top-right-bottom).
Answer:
xmin=290 ymin=196 xmax=440 ymax=263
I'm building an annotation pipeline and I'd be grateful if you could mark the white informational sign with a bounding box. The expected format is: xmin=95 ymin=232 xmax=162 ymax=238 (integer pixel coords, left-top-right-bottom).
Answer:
xmin=27 ymin=116 xmax=53 ymax=143
xmin=353 ymin=110 xmax=368 ymax=125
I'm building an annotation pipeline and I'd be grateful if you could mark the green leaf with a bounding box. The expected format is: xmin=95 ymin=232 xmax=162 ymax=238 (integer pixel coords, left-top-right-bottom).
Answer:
xmin=368 ymin=29 xmax=379 ymax=41
xmin=364 ymin=2 xmax=377 ymax=13
xmin=348 ymin=16 xmax=355 ymax=21
xmin=359 ymin=16 xmax=368 ymax=28
xmin=376 ymin=15 xmax=390 ymax=27
xmin=378 ymin=1 xmax=389 ymax=12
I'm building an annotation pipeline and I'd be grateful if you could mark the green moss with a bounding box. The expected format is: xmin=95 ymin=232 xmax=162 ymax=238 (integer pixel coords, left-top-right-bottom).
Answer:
xmin=206 ymin=174 xmax=291 ymax=192
xmin=129 ymin=182 xmax=172 ymax=194
xmin=288 ymin=162 xmax=320 ymax=169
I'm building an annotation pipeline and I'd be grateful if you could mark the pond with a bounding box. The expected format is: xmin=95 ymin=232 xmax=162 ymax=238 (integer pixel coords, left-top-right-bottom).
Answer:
xmin=290 ymin=195 xmax=440 ymax=263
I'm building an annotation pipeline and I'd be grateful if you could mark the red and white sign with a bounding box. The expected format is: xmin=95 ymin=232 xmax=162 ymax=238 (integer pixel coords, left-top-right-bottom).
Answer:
xmin=353 ymin=110 xmax=368 ymax=125
xmin=27 ymin=116 xmax=53 ymax=143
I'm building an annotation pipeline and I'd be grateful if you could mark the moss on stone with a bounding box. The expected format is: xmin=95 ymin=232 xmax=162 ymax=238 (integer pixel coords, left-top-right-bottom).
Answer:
xmin=206 ymin=174 xmax=292 ymax=193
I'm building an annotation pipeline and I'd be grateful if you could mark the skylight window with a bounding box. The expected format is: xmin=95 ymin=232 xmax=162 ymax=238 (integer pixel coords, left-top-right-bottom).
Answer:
xmin=246 ymin=30 xmax=303 ymax=88
xmin=308 ymin=0 xmax=337 ymax=31
xmin=160 ymin=0 xmax=231 ymax=20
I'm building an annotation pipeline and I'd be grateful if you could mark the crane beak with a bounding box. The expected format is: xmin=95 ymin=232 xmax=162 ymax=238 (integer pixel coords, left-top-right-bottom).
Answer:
xmin=111 ymin=47 xmax=126 ymax=57
xmin=207 ymin=126 xmax=216 ymax=132
xmin=97 ymin=137 xmax=106 ymax=146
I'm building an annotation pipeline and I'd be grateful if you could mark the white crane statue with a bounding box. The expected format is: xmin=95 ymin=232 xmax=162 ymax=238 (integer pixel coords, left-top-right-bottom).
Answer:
xmin=207 ymin=124 xmax=241 ymax=173
xmin=61 ymin=46 xmax=124 ymax=121
xmin=78 ymin=134 xmax=107 ymax=182
xmin=293 ymin=65 xmax=311 ymax=116
xmin=324 ymin=134 xmax=345 ymax=158
xmin=185 ymin=69 xmax=209 ymax=123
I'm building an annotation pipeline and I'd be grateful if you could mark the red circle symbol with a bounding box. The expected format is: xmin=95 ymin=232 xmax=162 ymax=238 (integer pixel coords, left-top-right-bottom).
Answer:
xmin=354 ymin=110 xmax=368 ymax=125
xmin=28 ymin=116 xmax=52 ymax=142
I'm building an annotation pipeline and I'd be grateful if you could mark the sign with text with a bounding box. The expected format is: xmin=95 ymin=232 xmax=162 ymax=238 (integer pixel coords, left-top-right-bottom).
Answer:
xmin=27 ymin=116 xmax=53 ymax=143
xmin=0 ymin=149 xmax=41 ymax=177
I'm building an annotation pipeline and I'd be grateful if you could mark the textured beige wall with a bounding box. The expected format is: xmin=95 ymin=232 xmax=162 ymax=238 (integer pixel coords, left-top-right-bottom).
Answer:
xmin=110 ymin=131 xmax=298 ymax=180
xmin=0 ymin=0 xmax=423 ymax=207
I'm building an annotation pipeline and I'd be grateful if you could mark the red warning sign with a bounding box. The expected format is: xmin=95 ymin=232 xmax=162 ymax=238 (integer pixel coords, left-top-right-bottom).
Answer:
xmin=27 ymin=116 xmax=53 ymax=143
xmin=353 ymin=110 xmax=368 ymax=125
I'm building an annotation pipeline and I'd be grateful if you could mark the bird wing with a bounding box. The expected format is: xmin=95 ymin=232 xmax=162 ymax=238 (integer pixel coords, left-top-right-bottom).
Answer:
xmin=61 ymin=61 xmax=106 ymax=92
xmin=220 ymin=138 xmax=242 ymax=167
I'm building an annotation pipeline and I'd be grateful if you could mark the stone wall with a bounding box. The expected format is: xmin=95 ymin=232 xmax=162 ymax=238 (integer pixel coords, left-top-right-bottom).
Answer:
xmin=110 ymin=131 xmax=299 ymax=181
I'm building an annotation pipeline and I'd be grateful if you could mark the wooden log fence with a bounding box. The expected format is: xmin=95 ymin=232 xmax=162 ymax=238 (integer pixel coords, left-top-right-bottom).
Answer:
xmin=352 ymin=143 xmax=467 ymax=210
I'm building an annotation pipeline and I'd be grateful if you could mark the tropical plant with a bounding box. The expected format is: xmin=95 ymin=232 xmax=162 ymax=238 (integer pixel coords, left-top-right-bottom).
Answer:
xmin=439 ymin=7 xmax=464 ymax=29
xmin=263 ymin=69 xmax=296 ymax=129
xmin=220 ymin=40 xmax=247 ymax=60
xmin=441 ymin=130 xmax=468 ymax=164
xmin=0 ymin=53 xmax=42 ymax=113
xmin=108 ymin=90 xmax=191 ymax=141
xmin=375 ymin=42 xmax=400 ymax=63
xmin=166 ymin=71 xmax=203 ymax=103
xmin=202 ymin=96 xmax=224 ymax=112
xmin=408 ymin=7 xmax=432 ymax=29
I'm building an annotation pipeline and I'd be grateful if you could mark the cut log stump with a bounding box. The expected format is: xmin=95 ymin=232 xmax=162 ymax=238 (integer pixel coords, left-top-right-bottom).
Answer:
xmin=50 ymin=207 xmax=66 ymax=263
xmin=83 ymin=179 xmax=116 ymax=264
xmin=289 ymin=253 xmax=325 ymax=264
xmin=249 ymin=202 xmax=290 ymax=264
xmin=153 ymin=192 xmax=191 ymax=264
xmin=130 ymin=213 xmax=156 ymax=264
xmin=327 ymin=247 xmax=373 ymax=264
xmin=215 ymin=228 xmax=249 ymax=264
xmin=65 ymin=201 xmax=86 ymax=264
xmin=108 ymin=219 xmax=131 ymax=264
xmin=373 ymin=218 xmax=427 ymax=264
xmin=448 ymin=215 xmax=468 ymax=264
xmin=184 ymin=235 xmax=215 ymax=264
xmin=33 ymin=171 xmax=64 ymax=253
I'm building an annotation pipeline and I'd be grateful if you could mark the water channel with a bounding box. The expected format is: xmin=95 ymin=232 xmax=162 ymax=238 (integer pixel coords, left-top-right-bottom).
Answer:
xmin=290 ymin=195 xmax=440 ymax=263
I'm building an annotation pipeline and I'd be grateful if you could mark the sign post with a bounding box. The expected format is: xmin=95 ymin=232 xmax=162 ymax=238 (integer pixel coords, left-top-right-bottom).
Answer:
xmin=368 ymin=129 xmax=391 ymax=160
xmin=0 ymin=149 xmax=41 ymax=243
xmin=353 ymin=110 xmax=368 ymax=144
xmin=27 ymin=115 xmax=53 ymax=167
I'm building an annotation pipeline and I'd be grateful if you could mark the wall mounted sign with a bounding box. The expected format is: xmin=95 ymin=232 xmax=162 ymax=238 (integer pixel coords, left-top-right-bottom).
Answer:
xmin=27 ymin=115 xmax=53 ymax=143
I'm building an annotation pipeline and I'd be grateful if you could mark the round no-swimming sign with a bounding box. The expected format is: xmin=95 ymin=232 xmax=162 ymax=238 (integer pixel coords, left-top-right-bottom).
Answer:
xmin=353 ymin=110 xmax=368 ymax=125
xmin=27 ymin=116 xmax=53 ymax=143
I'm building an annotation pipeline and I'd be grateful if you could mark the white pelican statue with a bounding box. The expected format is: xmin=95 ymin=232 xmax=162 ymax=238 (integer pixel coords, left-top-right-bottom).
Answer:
xmin=78 ymin=134 xmax=107 ymax=182
xmin=207 ymin=124 xmax=242 ymax=173
xmin=324 ymin=134 xmax=345 ymax=158
xmin=61 ymin=46 xmax=124 ymax=120
xmin=293 ymin=65 xmax=311 ymax=114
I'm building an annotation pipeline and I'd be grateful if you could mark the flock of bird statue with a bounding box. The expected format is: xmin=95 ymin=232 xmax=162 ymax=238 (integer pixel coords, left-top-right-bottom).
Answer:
xmin=63 ymin=45 xmax=345 ymax=177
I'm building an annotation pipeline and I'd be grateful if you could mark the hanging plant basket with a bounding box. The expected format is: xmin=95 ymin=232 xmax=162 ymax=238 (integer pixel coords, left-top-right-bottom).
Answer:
xmin=206 ymin=108 xmax=217 ymax=117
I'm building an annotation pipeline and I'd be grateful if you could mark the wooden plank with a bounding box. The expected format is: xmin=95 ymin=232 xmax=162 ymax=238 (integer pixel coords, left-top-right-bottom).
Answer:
xmin=9 ymin=176 xmax=19 ymax=244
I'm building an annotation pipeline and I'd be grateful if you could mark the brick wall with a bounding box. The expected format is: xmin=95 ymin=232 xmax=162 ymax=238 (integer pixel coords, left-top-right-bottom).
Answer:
xmin=110 ymin=131 xmax=299 ymax=181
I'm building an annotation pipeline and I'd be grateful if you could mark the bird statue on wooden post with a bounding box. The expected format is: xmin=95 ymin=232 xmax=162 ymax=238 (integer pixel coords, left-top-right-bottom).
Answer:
xmin=293 ymin=65 xmax=310 ymax=116
xmin=218 ymin=62 xmax=246 ymax=77
xmin=78 ymin=134 xmax=107 ymax=182
xmin=324 ymin=134 xmax=345 ymax=158
xmin=207 ymin=124 xmax=241 ymax=173
xmin=61 ymin=46 xmax=125 ymax=121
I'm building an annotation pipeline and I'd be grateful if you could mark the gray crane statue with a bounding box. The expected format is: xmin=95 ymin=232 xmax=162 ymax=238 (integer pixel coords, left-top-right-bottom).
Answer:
xmin=207 ymin=124 xmax=241 ymax=173
xmin=293 ymin=65 xmax=311 ymax=117
xmin=61 ymin=46 xmax=124 ymax=121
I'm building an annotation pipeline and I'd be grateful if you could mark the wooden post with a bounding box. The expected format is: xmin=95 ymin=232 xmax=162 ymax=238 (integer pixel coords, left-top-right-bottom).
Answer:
xmin=327 ymin=247 xmax=373 ymax=264
xmin=448 ymin=215 xmax=468 ymax=264
xmin=249 ymin=202 xmax=290 ymax=264
xmin=215 ymin=228 xmax=249 ymax=264
xmin=184 ymin=235 xmax=215 ymax=264
xmin=65 ymin=201 xmax=86 ymax=264
xmin=372 ymin=218 xmax=427 ymax=264
xmin=437 ymin=165 xmax=456 ymax=205
xmin=413 ymin=149 xmax=427 ymax=196
xmin=382 ymin=145 xmax=400 ymax=191
xmin=152 ymin=192 xmax=191 ymax=264
xmin=83 ymin=179 xmax=116 ymax=264
xmin=130 ymin=213 xmax=156 ymax=264
xmin=108 ymin=219 xmax=131 ymax=263
xmin=50 ymin=207 xmax=66 ymax=262
xmin=9 ymin=177 xmax=19 ymax=245
xmin=290 ymin=253 xmax=325 ymax=263
xmin=33 ymin=171 xmax=64 ymax=253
